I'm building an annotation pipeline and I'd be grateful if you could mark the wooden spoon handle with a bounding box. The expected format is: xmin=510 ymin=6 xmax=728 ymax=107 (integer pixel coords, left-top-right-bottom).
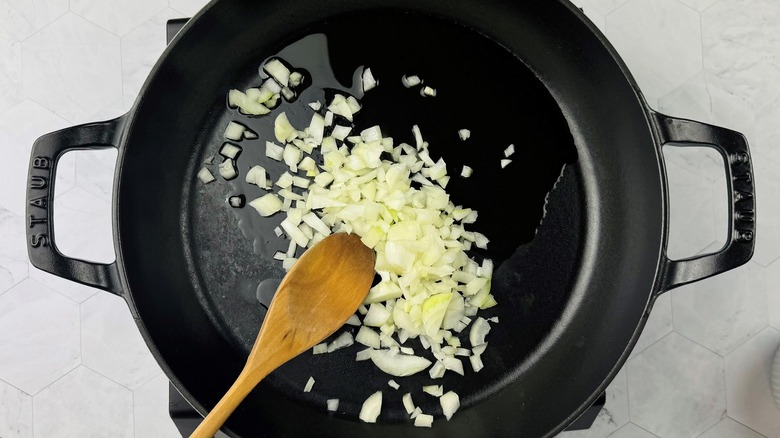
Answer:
xmin=189 ymin=367 xmax=271 ymax=438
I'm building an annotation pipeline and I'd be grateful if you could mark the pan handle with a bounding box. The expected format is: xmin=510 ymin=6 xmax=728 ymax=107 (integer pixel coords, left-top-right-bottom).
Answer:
xmin=25 ymin=116 xmax=126 ymax=296
xmin=653 ymin=111 xmax=755 ymax=293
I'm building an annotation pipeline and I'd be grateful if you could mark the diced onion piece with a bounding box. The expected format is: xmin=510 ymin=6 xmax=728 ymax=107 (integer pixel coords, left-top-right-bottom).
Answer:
xmin=472 ymin=343 xmax=487 ymax=356
xmin=302 ymin=213 xmax=331 ymax=236
xmin=442 ymin=356 xmax=464 ymax=376
xmin=356 ymin=326 xmax=381 ymax=349
xmin=387 ymin=380 xmax=399 ymax=390
xmin=326 ymin=399 xmax=339 ymax=412
xmin=440 ymin=391 xmax=460 ymax=420
xmin=289 ymin=71 xmax=303 ymax=87
xmin=245 ymin=165 xmax=267 ymax=187
xmin=228 ymin=196 xmax=245 ymax=208
xmin=402 ymin=74 xmax=421 ymax=88
xmin=243 ymin=127 xmax=258 ymax=139
xmin=293 ymin=176 xmax=310 ymax=189
xmin=355 ymin=348 xmax=373 ymax=361
xmin=359 ymin=391 xmax=382 ymax=423
xmin=274 ymin=112 xmax=297 ymax=143
xmin=361 ymin=126 xmax=382 ymax=143
xmin=218 ymin=159 xmax=237 ymax=180
xmin=303 ymin=376 xmax=315 ymax=393
xmin=455 ymin=348 xmax=470 ymax=357
xmin=504 ymin=144 xmax=515 ymax=157
xmin=411 ymin=125 xmax=424 ymax=149
xmin=197 ymin=167 xmax=215 ymax=184
xmin=266 ymin=141 xmax=284 ymax=161
xmin=358 ymin=305 xmax=368 ymax=315
xmin=402 ymin=393 xmax=415 ymax=414
xmin=470 ymin=354 xmax=484 ymax=372
xmin=421 ymin=86 xmax=437 ymax=97
xmin=327 ymin=331 xmax=354 ymax=353
xmin=273 ymin=251 xmax=286 ymax=261
xmin=309 ymin=113 xmax=325 ymax=145
xmin=328 ymin=94 xmax=354 ymax=121
xmin=369 ymin=350 xmax=432 ymax=377
xmin=500 ymin=159 xmax=512 ymax=168
xmin=281 ymin=218 xmax=309 ymax=247
xmin=308 ymin=101 xmax=322 ymax=111
xmin=362 ymin=67 xmax=378 ymax=92
xmin=429 ymin=360 xmax=446 ymax=379
xmin=458 ymin=129 xmax=471 ymax=141
xmin=324 ymin=111 xmax=334 ymax=126
xmin=363 ymin=303 xmax=391 ymax=327
xmin=346 ymin=96 xmax=361 ymax=114
xmin=470 ymin=317 xmax=491 ymax=347
xmin=461 ymin=165 xmax=473 ymax=178
xmin=283 ymin=144 xmax=303 ymax=171
xmin=488 ymin=316 xmax=499 ymax=323
xmin=274 ymin=226 xmax=283 ymax=237
xmin=264 ymin=58 xmax=290 ymax=87
xmin=414 ymin=414 xmax=433 ymax=428
xmin=224 ymin=121 xmax=246 ymax=140
xmin=410 ymin=407 xmax=422 ymax=420
xmin=281 ymin=86 xmax=295 ymax=102
xmin=422 ymin=385 xmax=443 ymax=397
xmin=282 ymin=257 xmax=297 ymax=271
xmin=276 ymin=172 xmax=294 ymax=189
xmin=421 ymin=293 xmax=452 ymax=336
xmin=249 ymin=193 xmax=282 ymax=217
xmin=312 ymin=343 xmax=328 ymax=354
xmin=473 ymin=232 xmax=489 ymax=250
xmin=331 ymin=125 xmax=352 ymax=140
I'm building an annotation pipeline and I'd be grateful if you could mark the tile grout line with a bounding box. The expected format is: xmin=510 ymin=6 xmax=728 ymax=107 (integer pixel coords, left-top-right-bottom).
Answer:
xmin=81 ymin=363 xmax=138 ymax=393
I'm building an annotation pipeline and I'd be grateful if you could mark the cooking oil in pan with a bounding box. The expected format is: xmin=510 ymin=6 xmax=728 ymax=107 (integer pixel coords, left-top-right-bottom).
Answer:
xmin=218 ymin=12 xmax=577 ymax=305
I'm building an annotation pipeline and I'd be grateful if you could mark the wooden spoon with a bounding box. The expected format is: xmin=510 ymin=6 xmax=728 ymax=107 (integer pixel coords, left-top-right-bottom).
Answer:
xmin=190 ymin=233 xmax=376 ymax=438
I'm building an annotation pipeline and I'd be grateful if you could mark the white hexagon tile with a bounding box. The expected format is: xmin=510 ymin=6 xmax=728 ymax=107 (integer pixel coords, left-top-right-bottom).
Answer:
xmin=1 ymin=1 xmax=779 ymax=438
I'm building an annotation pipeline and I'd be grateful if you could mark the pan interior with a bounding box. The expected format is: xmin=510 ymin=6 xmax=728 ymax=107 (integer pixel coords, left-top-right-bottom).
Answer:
xmin=184 ymin=9 xmax=580 ymax=420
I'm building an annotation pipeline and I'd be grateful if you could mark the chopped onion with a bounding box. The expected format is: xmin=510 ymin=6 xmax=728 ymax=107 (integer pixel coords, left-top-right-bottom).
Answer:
xmin=281 ymin=86 xmax=295 ymax=101
xmin=327 ymin=331 xmax=354 ymax=353
xmin=218 ymin=159 xmax=237 ymax=180
xmin=219 ymin=143 xmax=241 ymax=160
xmin=500 ymin=159 xmax=512 ymax=168
xmin=274 ymin=226 xmax=283 ymax=237
xmin=273 ymin=251 xmax=286 ymax=261
xmin=228 ymin=195 xmax=245 ymax=208
xmin=440 ymin=391 xmax=460 ymax=420
xmin=469 ymin=354 xmax=484 ymax=372
xmin=356 ymin=326 xmax=381 ymax=349
xmin=458 ymin=129 xmax=471 ymax=141
xmin=324 ymin=111 xmax=334 ymax=126
xmin=363 ymin=303 xmax=391 ymax=327
xmin=355 ymin=348 xmax=373 ymax=361
xmin=312 ymin=343 xmax=328 ymax=354
xmin=293 ymin=176 xmax=310 ymax=189
xmin=308 ymin=101 xmax=322 ymax=111
xmin=283 ymin=144 xmax=303 ymax=171
xmin=263 ymin=58 xmax=290 ymax=87
xmin=276 ymin=172 xmax=294 ymax=189
xmin=224 ymin=121 xmax=246 ymax=140
xmin=274 ymin=112 xmax=297 ymax=143
xmin=369 ymin=350 xmax=432 ymax=377
xmin=387 ymin=379 xmax=399 ymax=390
xmin=469 ymin=317 xmax=491 ymax=347
xmin=402 ymin=74 xmax=421 ymax=88
xmin=197 ymin=167 xmax=215 ymax=184
xmin=488 ymin=317 xmax=499 ymax=323
xmin=420 ymin=86 xmax=437 ymax=97
xmin=358 ymin=305 xmax=368 ymax=315
xmin=402 ymin=393 xmax=415 ymax=414
xmin=249 ymin=193 xmax=282 ymax=217
xmin=245 ymin=165 xmax=267 ymax=187
xmin=243 ymin=127 xmax=258 ymax=139
xmin=422 ymin=385 xmax=443 ymax=397
xmin=361 ymin=125 xmax=382 ymax=143
xmin=362 ymin=67 xmax=378 ymax=92
xmin=328 ymin=94 xmax=354 ymax=121
xmin=461 ymin=165 xmax=473 ymax=178
xmin=429 ymin=360 xmax=446 ymax=379
xmin=414 ymin=414 xmax=433 ymax=428
xmin=410 ymin=407 xmax=422 ymax=420
xmin=309 ymin=113 xmax=325 ymax=145
xmin=504 ymin=144 xmax=515 ymax=157
xmin=265 ymin=141 xmax=284 ymax=161
xmin=411 ymin=125 xmax=424 ymax=149
xmin=331 ymin=125 xmax=352 ymax=140
xmin=472 ymin=343 xmax=487 ymax=356
xmin=345 ymin=314 xmax=361 ymax=326
xmin=303 ymin=376 xmax=315 ymax=393
xmin=359 ymin=391 xmax=382 ymax=423
xmin=289 ymin=71 xmax=303 ymax=87
xmin=326 ymin=399 xmax=339 ymax=412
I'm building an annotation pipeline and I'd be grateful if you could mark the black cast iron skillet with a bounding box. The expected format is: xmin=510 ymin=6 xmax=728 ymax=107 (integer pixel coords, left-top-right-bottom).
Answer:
xmin=25 ymin=0 xmax=755 ymax=436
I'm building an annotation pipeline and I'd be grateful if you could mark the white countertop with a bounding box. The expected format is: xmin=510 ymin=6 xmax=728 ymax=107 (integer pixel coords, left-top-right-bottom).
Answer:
xmin=0 ymin=0 xmax=778 ymax=437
